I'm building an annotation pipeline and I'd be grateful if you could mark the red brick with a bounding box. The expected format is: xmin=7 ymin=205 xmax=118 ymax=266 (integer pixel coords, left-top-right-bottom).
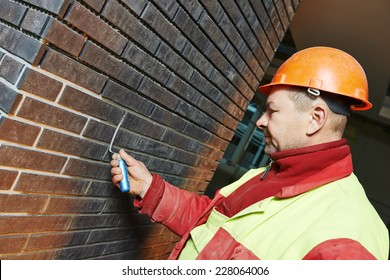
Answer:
xmin=40 ymin=49 xmax=107 ymax=94
xmin=15 ymin=173 xmax=89 ymax=195
xmin=18 ymin=68 xmax=63 ymax=101
xmin=17 ymin=97 xmax=88 ymax=134
xmin=37 ymin=129 xmax=107 ymax=160
xmin=44 ymin=197 xmax=105 ymax=214
xmin=0 ymin=235 xmax=28 ymax=254
xmin=0 ymin=169 xmax=18 ymax=190
xmin=0 ymin=145 xmax=67 ymax=173
xmin=0 ymin=118 xmax=40 ymax=145
xmin=1 ymin=250 xmax=54 ymax=260
xmin=43 ymin=19 xmax=85 ymax=57
xmin=25 ymin=231 xmax=89 ymax=251
xmin=0 ymin=193 xmax=47 ymax=213
xmin=65 ymin=2 xmax=127 ymax=55
xmin=0 ymin=215 xmax=72 ymax=235
xmin=8 ymin=93 xmax=23 ymax=115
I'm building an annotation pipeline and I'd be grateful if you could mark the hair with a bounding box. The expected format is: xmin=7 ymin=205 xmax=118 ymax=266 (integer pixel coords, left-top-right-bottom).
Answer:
xmin=288 ymin=86 xmax=349 ymax=134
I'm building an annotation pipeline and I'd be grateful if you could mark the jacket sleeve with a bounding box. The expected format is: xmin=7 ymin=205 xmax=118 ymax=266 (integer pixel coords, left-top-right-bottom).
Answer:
xmin=134 ymin=174 xmax=212 ymax=237
xmin=303 ymin=238 xmax=377 ymax=259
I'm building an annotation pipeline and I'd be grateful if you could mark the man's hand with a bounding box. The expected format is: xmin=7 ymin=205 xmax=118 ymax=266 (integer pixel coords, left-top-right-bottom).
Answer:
xmin=110 ymin=149 xmax=152 ymax=198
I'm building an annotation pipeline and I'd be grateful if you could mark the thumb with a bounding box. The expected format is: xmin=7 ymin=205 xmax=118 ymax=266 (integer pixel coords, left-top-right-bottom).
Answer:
xmin=118 ymin=149 xmax=137 ymax=166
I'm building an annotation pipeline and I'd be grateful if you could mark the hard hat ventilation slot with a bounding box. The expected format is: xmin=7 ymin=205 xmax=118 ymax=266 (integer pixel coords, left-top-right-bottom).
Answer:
xmin=307 ymin=88 xmax=321 ymax=96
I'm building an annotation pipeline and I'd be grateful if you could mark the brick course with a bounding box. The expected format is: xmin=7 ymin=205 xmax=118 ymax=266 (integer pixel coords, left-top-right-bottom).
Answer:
xmin=0 ymin=0 xmax=300 ymax=259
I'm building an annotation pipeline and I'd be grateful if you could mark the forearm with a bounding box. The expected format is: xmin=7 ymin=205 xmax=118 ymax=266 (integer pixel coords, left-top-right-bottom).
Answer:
xmin=134 ymin=174 xmax=212 ymax=236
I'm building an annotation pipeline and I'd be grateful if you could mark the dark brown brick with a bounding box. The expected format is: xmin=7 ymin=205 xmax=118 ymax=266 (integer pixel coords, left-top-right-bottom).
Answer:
xmin=80 ymin=0 xmax=105 ymax=12
xmin=22 ymin=0 xmax=71 ymax=17
xmin=0 ymin=81 xmax=19 ymax=114
xmin=135 ymin=138 xmax=174 ymax=159
xmin=102 ymin=198 xmax=135 ymax=214
xmin=0 ymin=118 xmax=40 ymax=146
xmin=79 ymin=41 xmax=143 ymax=90
xmin=65 ymin=2 xmax=127 ymax=55
xmin=263 ymin=0 xmax=284 ymax=41
xmin=101 ymin=0 xmax=160 ymax=53
xmin=198 ymin=12 xmax=228 ymax=50
xmin=40 ymin=49 xmax=107 ymax=94
xmin=43 ymin=19 xmax=85 ymax=57
xmin=173 ymin=7 xmax=209 ymax=52
xmin=170 ymin=149 xmax=199 ymax=165
xmin=82 ymin=119 xmax=140 ymax=151
xmin=20 ymin=8 xmax=50 ymax=36
xmin=37 ymin=129 xmax=107 ymax=160
xmin=150 ymin=106 xmax=186 ymax=131
xmin=63 ymin=158 xmax=111 ymax=180
xmin=155 ymin=43 xmax=193 ymax=82
xmin=121 ymin=112 xmax=165 ymax=140
xmin=101 ymin=81 xmax=155 ymax=116
xmin=141 ymin=3 xmax=186 ymax=52
xmin=0 ymin=55 xmax=24 ymax=84
xmin=138 ymin=77 xmax=180 ymax=109
xmin=0 ymin=169 xmax=18 ymax=190
xmin=274 ymin=0 xmax=290 ymax=30
xmin=15 ymin=173 xmax=89 ymax=196
xmin=0 ymin=215 xmax=72 ymax=235
xmin=199 ymin=0 xmax=224 ymax=23
xmin=122 ymin=42 xmax=171 ymax=85
xmin=181 ymin=43 xmax=213 ymax=78
xmin=87 ymin=227 xmax=135 ymax=244
xmin=25 ymin=231 xmax=90 ymax=251
xmin=44 ymin=196 xmax=105 ymax=214
xmin=69 ymin=214 xmax=123 ymax=230
xmin=0 ymin=235 xmax=29 ymax=254
xmin=0 ymin=145 xmax=67 ymax=173
xmin=0 ymin=0 xmax=27 ymax=26
xmin=0 ymin=23 xmax=47 ymax=66
xmin=0 ymin=193 xmax=47 ymax=213
xmin=85 ymin=181 xmax=122 ymax=198
xmin=17 ymin=97 xmax=88 ymax=134
xmin=53 ymin=243 xmax=106 ymax=259
xmin=59 ymin=86 xmax=124 ymax=124
xmin=18 ymin=68 xmax=63 ymax=101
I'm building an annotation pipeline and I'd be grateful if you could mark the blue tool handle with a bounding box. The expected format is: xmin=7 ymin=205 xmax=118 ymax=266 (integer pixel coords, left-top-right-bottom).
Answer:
xmin=118 ymin=156 xmax=130 ymax=193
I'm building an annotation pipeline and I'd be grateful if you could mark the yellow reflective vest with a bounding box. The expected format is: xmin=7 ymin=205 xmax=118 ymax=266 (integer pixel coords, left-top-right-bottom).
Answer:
xmin=178 ymin=168 xmax=389 ymax=260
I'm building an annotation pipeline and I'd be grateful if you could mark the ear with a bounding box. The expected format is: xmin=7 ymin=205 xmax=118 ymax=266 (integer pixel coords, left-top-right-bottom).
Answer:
xmin=306 ymin=105 xmax=327 ymax=135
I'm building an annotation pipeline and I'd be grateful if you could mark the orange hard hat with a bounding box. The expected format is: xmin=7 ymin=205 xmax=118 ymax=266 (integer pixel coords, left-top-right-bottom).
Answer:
xmin=258 ymin=46 xmax=372 ymax=110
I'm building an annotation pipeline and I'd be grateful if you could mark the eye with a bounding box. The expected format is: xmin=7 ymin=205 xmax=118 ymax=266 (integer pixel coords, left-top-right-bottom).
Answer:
xmin=268 ymin=108 xmax=277 ymax=115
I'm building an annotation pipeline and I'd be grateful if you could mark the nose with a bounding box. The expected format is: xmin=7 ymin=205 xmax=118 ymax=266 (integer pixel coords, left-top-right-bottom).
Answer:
xmin=256 ymin=112 xmax=268 ymax=131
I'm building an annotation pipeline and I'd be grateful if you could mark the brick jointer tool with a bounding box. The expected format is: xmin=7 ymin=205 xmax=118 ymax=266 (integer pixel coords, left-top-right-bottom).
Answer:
xmin=109 ymin=114 xmax=130 ymax=193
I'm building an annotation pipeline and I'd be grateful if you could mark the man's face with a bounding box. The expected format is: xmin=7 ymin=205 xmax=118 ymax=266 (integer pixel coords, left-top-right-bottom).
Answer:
xmin=256 ymin=87 xmax=308 ymax=154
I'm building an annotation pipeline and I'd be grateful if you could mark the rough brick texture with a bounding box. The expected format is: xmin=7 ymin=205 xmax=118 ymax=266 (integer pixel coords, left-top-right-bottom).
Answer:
xmin=0 ymin=0 xmax=301 ymax=259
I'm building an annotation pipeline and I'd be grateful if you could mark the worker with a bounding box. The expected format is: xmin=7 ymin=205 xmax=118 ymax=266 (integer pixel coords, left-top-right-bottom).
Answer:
xmin=110 ymin=46 xmax=389 ymax=259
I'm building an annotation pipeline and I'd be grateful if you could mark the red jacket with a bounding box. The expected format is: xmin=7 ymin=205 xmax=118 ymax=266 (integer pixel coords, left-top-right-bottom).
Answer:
xmin=134 ymin=140 xmax=388 ymax=259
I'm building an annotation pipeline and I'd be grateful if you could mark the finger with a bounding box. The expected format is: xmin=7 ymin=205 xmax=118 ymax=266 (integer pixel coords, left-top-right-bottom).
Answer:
xmin=110 ymin=159 xmax=119 ymax=168
xmin=112 ymin=174 xmax=123 ymax=186
xmin=110 ymin=166 xmax=122 ymax=176
xmin=112 ymin=153 xmax=119 ymax=160
xmin=119 ymin=149 xmax=138 ymax=166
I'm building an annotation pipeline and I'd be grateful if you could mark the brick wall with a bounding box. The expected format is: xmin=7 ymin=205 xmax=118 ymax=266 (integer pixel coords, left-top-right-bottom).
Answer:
xmin=0 ymin=0 xmax=300 ymax=259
